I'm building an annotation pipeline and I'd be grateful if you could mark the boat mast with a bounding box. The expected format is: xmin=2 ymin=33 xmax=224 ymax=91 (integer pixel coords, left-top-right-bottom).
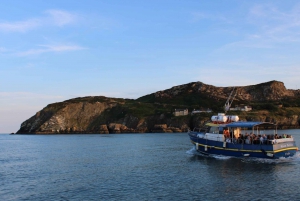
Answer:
xmin=224 ymin=87 xmax=237 ymax=114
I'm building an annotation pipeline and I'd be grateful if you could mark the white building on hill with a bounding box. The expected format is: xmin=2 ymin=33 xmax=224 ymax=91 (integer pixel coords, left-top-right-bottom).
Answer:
xmin=230 ymin=105 xmax=252 ymax=112
xmin=191 ymin=108 xmax=212 ymax=114
xmin=174 ymin=109 xmax=188 ymax=116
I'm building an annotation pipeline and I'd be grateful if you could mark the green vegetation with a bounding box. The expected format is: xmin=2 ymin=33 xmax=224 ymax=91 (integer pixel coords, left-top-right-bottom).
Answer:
xmin=251 ymin=102 xmax=279 ymax=111
xmin=281 ymin=98 xmax=300 ymax=107
xmin=119 ymin=93 xmax=300 ymax=125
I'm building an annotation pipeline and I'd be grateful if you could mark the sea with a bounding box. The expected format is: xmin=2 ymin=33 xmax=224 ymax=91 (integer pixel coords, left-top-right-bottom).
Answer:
xmin=1 ymin=130 xmax=300 ymax=201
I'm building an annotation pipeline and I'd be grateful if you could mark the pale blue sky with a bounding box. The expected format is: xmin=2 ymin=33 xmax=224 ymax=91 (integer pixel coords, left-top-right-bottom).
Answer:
xmin=1 ymin=0 xmax=300 ymax=133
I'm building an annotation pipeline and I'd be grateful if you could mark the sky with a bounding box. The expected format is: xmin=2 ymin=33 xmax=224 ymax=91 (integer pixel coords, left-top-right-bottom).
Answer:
xmin=1 ymin=0 xmax=300 ymax=133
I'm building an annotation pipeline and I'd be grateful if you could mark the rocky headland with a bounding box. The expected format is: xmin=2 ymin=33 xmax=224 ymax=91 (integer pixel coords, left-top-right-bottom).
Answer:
xmin=16 ymin=80 xmax=300 ymax=134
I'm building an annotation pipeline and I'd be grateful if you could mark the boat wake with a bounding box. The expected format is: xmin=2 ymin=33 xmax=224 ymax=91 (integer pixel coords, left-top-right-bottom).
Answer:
xmin=186 ymin=147 xmax=198 ymax=155
xmin=242 ymin=151 xmax=300 ymax=164
xmin=211 ymin=155 xmax=232 ymax=160
xmin=187 ymin=148 xmax=300 ymax=163
xmin=186 ymin=147 xmax=232 ymax=160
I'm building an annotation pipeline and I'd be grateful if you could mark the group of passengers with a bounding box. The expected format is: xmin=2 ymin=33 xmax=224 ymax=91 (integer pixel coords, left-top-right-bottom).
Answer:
xmin=223 ymin=130 xmax=292 ymax=144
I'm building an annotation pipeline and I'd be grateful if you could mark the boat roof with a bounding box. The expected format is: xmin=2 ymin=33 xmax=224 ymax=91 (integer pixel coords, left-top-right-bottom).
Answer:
xmin=206 ymin=121 xmax=276 ymax=128
xmin=226 ymin=122 xmax=275 ymax=128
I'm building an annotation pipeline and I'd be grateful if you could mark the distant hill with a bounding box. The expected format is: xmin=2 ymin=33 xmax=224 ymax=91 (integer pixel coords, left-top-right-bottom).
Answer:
xmin=16 ymin=80 xmax=300 ymax=134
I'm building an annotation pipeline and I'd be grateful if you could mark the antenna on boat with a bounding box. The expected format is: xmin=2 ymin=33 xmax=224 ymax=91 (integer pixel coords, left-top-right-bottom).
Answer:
xmin=224 ymin=87 xmax=237 ymax=114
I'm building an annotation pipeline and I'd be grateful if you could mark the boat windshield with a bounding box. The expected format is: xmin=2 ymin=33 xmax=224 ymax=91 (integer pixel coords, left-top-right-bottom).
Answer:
xmin=193 ymin=127 xmax=208 ymax=133
xmin=209 ymin=126 xmax=219 ymax=134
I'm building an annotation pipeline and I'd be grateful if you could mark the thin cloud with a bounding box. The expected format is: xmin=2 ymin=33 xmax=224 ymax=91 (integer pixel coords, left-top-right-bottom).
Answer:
xmin=0 ymin=9 xmax=77 ymax=32
xmin=215 ymin=40 xmax=274 ymax=52
xmin=248 ymin=3 xmax=300 ymax=42
xmin=16 ymin=44 xmax=87 ymax=56
xmin=214 ymin=3 xmax=300 ymax=52
xmin=0 ymin=19 xmax=40 ymax=32
xmin=45 ymin=9 xmax=76 ymax=26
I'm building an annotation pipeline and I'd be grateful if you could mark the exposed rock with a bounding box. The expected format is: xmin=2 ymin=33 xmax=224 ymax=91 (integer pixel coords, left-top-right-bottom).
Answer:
xmin=17 ymin=97 xmax=119 ymax=134
xmin=154 ymin=124 xmax=167 ymax=129
xmin=108 ymin=123 xmax=131 ymax=133
xmin=169 ymin=127 xmax=182 ymax=133
xmin=153 ymin=80 xmax=298 ymax=102
xmin=99 ymin=124 xmax=109 ymax=134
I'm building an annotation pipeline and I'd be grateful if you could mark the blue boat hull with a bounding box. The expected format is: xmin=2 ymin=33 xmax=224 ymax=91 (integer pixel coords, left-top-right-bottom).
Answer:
xmin=189 ymin=133 xmax=298 ymax=159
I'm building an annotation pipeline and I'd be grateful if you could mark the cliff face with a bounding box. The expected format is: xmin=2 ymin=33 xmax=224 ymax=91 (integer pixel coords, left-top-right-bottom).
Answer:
xmin=18 ymin=98 xmax=117 ymax=134
xmin=17 ymin=81 xmax=300 ymax=134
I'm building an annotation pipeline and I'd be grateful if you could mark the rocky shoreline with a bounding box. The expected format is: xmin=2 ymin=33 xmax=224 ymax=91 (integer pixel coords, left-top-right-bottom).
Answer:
xmin=17 ymin=114 xmax=300 ymax=134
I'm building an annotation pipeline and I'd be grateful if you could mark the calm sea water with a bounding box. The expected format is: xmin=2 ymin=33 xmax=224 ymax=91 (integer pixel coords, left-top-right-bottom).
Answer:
xmin=1 ymin=130 xmax=300 ymax=201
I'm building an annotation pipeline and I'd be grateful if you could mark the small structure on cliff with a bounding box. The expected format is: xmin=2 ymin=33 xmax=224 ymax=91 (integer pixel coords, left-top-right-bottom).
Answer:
xmin=174 ymin=109 xmax=188 ymax=116
xmin=191 ymin=108 xmax=212 ymax=114
xmin=230 ymin=105 xmax=252 ymax=112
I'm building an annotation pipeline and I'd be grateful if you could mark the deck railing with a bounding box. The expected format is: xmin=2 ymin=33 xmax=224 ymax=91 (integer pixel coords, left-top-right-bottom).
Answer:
xmin=192 ymin=132 xmax=294 ymax=145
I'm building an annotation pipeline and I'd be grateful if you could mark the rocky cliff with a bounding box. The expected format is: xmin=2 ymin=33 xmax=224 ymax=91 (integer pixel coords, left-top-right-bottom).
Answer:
xmin=148 ymin=80 xmax=298 ymax=102
xmin=17 ymin=80 xmax=300 ymax=134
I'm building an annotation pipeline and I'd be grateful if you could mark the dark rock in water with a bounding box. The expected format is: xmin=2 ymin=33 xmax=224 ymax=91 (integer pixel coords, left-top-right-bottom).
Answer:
xmin=16 ymin=81 xmax=300 ymax=134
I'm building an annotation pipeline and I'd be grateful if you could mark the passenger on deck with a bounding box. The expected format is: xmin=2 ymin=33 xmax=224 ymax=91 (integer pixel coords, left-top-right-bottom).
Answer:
xmin=253 ymin=135 xmax=259 ymax=144
xmin=245 ymin=136 xmax=251 ymax=144
xmin=238 ymin=134 xmax=243 ymax=144
xmin=263 ymin=134 xmax=267 ymax=144
xmin=260 ymin=135 xmax=264 ymax=144
xmin=223 ymin=129 xmax=230 ymax=138
xmin=244 ymin=133 xmax=249 ymax=143
xmin=232 ymin=136 xmax=238 ymax=144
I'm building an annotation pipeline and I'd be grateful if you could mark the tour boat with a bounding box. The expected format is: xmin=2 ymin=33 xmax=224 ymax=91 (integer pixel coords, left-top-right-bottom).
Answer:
xmin=188 ymin=113 xmax=298 ymax=159
xmin=188 ymin=88 xmax=298 ymax=159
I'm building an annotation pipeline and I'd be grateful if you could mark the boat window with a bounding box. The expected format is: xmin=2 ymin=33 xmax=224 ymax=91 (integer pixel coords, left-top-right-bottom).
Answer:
xmin=209 ymin=126 xmax=219 ymax=134
xmin=200 ymin=128 xmax=208 ymax=132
